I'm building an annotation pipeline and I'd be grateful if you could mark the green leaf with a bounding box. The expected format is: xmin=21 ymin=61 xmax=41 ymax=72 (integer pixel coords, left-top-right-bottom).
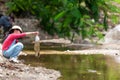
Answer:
xmin=54 ymin=11 xmax=66 ymax=21
xmin=71 ymin=7 xmax=81 ymax=19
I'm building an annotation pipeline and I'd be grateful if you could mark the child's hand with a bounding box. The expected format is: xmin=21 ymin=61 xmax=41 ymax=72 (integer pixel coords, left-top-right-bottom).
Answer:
xmin=35 ymin=31 xmax=39 ymax=35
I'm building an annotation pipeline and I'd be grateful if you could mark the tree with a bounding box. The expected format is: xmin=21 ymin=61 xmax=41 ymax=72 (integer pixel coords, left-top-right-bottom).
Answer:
xmin=6 ymin=0 xmax=120 ymax=42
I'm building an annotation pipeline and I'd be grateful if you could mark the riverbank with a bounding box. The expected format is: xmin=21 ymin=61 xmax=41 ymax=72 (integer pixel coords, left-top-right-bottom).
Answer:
xmin=0 ymin=40 xmax=120 ymax=80
xmin=0 ymin=44 xmax=61 ymax=80
xmin=23 ymin=42 xmax=120 ymax=56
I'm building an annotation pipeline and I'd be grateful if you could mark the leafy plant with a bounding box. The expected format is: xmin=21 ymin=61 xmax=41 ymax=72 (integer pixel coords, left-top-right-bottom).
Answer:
xmin=5 ymin=0 xmax=120 ymax=42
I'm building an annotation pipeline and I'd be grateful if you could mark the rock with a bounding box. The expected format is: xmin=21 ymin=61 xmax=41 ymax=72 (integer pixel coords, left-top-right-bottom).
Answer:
xmin=104 ymin=24 xmax=120 ymax=44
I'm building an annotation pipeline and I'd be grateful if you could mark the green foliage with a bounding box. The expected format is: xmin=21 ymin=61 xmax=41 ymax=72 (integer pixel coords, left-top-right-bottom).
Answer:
xmin=113 ymin=0 xmax=120 ymax=3
xmin=107 ymin=0 xmax=120 ymax=25
xmin=5 ymin=0 xmax=120 ymax=42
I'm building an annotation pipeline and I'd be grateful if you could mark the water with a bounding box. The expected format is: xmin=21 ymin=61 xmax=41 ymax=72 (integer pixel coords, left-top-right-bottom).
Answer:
xmin=19 ymin=54 xmax=120 ymax=80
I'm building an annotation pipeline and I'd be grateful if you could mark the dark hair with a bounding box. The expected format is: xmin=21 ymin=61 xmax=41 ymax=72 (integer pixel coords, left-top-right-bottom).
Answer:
xmin=9 ymin=13 xmax=15 ymax=22
xmin=1 ymin=33 xmax=9 ymax=43
xmin=1 ymin=28 xmax=15 ymax=43
xmin=8 ymin=29 xmax=14 ymax=34
xmin=0 ymin=14 xmax=3 ymax=18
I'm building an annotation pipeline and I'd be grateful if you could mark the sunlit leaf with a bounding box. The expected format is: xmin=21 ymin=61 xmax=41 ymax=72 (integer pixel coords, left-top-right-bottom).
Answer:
xmin=54 ymin=11 xmax=66 ymax=21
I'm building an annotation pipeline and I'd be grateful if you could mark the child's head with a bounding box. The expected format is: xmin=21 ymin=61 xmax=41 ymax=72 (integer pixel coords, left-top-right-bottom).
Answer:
xmin=9 ymin=25 xmax=23 ymax=34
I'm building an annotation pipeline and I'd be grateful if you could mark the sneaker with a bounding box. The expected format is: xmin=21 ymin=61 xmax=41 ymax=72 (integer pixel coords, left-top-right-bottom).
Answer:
xmin=9 ymin=57 xmax=19 ymax=63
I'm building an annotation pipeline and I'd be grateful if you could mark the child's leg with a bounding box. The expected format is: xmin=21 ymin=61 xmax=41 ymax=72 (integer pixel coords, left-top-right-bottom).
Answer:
xmin=3 ymin=42 xmax=24 ymax=58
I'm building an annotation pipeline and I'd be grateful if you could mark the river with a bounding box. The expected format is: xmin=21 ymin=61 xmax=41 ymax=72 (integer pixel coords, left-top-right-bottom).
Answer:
xmin=19 ymin=50 xmax=120 ymax=80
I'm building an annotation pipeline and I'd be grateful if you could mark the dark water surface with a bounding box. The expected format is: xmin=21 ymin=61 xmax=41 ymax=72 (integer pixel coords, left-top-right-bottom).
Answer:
xmin=19 ymin=54 xmax=120 ymax=80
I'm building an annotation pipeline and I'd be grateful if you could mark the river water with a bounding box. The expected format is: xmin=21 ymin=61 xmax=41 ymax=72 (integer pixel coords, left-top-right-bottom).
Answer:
xmin=19 ymin=52 xmax=120 ymax=80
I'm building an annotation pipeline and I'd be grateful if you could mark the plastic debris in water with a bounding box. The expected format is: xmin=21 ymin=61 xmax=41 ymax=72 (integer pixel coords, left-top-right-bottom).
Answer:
xmin=35 ymin=35 xmax=40 ymax=42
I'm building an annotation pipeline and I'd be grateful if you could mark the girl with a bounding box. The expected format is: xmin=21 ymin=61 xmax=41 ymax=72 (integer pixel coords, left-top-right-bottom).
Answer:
xmin=2 ymin=25 xmax=39 ymax=63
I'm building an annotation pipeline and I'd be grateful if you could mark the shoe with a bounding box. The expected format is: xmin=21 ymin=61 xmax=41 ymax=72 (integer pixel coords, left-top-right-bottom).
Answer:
xmin=9 ymin=57 xmax=19 ymax=63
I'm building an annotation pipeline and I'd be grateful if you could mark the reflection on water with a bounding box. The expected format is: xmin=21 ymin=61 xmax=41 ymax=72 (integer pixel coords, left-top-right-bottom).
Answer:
xmin=19 ymin=54 xmax=120 ymax=80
